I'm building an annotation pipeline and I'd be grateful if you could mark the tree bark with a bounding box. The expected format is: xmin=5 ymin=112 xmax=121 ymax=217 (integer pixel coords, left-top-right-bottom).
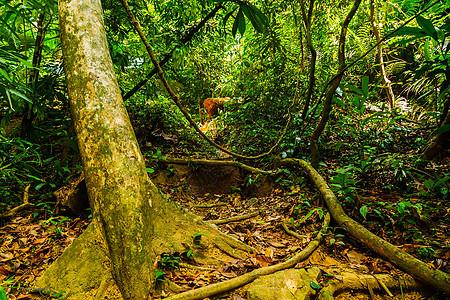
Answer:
xmin=36 ymin=0 xmax=253 ymax=298
xmin=58 ymin=0 xmax=155 ymax=297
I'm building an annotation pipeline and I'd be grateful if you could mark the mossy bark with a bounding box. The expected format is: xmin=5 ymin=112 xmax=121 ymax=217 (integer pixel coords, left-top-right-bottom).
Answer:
xmin=37 ymin=0 xmax=252 ymax=298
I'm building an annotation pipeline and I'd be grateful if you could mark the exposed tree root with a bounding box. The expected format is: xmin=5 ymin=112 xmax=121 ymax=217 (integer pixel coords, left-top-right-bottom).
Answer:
xmin=208 ymin=210 xmax=261 ymax=225
xmin=282 ymin=222 xmax=307 ymax=239
xmin=279 ymin=158 xmax=450 ymax=295
xmin=163 ymin=213 xmax=330 ymax=300
xmin=318 ymin=272 xmax=424 ymax=300
xmin=158 ymin=158 xmax=274 ymax=175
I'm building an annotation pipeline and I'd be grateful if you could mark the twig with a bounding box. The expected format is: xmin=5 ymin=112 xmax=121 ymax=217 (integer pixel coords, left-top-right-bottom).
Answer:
xmin=208 ymin=211 xmax=260 ymax=225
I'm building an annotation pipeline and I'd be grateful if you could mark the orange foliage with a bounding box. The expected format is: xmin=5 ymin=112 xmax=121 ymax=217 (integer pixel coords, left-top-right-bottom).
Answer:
xmin=203 ymin=97 xmax=229 ymax=120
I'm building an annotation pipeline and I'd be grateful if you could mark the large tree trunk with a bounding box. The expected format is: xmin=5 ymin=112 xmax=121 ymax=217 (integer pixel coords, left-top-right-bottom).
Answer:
xmin=36 ymin=0 xmax=252 ymax=298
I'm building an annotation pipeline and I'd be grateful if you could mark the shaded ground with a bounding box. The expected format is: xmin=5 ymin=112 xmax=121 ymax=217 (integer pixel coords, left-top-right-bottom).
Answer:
xmin=1 ymin=161 xmax=448 ymax=299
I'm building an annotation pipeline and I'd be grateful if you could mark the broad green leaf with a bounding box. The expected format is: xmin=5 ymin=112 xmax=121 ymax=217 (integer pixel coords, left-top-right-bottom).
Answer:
xmin=7 ymin=88 xmax=32 ymax=103
xmin=237 ymin=9 xmax=246 ymax=36
xmin=433 ymin=124 xmax=450 ymax=135
xmin=346 ymin=85 xmax=364 ymax=96
xmin=223 ymin=8 xmax=237 ymax=30
xmin=360 ymin=205 xmax=368 ymax=219
xmin=146 ymin=167 xmax=154 ymax=173
xmin=434 ymin=176 xmax=450 ymax=187
xmin=318 ymin=208 xmax=323 ymax=219
xmin=0 ymin=287 xmax=6 ymax=300
xmin=310 ymin=280 xmax=321 ymax=290
xmin=333 ymin=97 xmax=345 ymax=107
xmin=241 ymin=4 xmax=266 ymax=33
xmin=361 ymin=76 xmax=369 ymax=97
xmin=0 ymin=68 xmax=11 ymax=82
xmin=232 ymin=8 xmax=246 ymax=37
xmin=389 ymin=26 xmax=426 ymax=38
xmin=416 ymin=15 xmax=438 ymax=41
xmin=247 ymin=3 xmax=269 ymax=26
xmin=423 ymin=179 xmax=435 ymax=190
xmin=154 ymin=270 xmax=166 ymax=282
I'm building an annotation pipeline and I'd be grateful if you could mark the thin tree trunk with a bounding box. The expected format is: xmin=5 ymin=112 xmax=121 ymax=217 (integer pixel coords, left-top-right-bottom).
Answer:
xmin=310 ymin=0 xmax=361 ymax=167
xmin=299 ymin=0 xmax=317 ymax=120
xmin=369 ymin=0 xmax=395 ymax=110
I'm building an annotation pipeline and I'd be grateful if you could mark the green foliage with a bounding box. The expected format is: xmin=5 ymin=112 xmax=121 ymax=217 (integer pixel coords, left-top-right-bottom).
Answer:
xmin=310 ymin=280 xmax=320 ymax=290
xmin=390 ymin=12 xmax=449 ymax=115
xmin=0 ymin=288 xmax=5 ymax=300
xmin=158 ymin=253 xmax=181 ymax=270
xmin=421 ymin=175 xmax=450 ymax=199
xmin=0 ymin=135 xmax=44 ymax=205
xmin=154 ymin=270 xmax=167 ymax=282
xmin=221 ymin=1 xmax=269 ymax=37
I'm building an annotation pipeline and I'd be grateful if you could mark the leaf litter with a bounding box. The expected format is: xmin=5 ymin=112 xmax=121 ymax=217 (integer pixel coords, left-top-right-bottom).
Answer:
xmin=0 ymin=174 xmax=448 ymax=299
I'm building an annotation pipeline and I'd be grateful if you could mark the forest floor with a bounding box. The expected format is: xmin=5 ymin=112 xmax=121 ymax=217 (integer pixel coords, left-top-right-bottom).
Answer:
xmin=0 ymin=160 xmax=448 ymax=299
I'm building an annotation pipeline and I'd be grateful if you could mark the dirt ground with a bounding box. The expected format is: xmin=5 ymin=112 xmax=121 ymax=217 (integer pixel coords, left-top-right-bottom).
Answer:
xmin=0 ymin=164 xmax=448 ymax=299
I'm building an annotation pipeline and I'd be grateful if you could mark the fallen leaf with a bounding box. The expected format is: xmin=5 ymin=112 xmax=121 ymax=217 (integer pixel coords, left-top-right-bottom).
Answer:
xmin=264 ymin=247 xmax=274 ymax=259
xmin=268 ymin=241 xmax=285 ymax=248
xmin=284 ymin=278 xmax=297 ymax=295
xmin=346 ymin=250 xmax=364 ymax=264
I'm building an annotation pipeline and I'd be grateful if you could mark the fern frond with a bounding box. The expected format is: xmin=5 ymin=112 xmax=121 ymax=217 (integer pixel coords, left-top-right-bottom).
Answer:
xmin=385 ymin=59 xmax=407 ymax=75
xmin=357 ymin=21 xmax=372 ymax=41
xmin=398 ymin=0 xmax=421 ymax=16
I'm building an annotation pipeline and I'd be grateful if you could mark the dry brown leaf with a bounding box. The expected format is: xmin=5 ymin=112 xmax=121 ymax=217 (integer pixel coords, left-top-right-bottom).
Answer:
xmin=346 ymin=249 xmax=364 ymax=264
xmin=268 ymin=241 xmax=285 ymax=248
xmin=264 ymin=247 xmax=274 ymax=259
xmin=285 ymin=278 xmax=298 ymax=295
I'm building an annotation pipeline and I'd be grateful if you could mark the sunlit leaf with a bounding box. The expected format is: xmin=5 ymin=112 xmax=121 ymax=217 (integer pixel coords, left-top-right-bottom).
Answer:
xmin=0 ymin=288 xmax=6 ymax=300
xmin=360 ymin=205 xmax=368 ymax=219
xmin=310 ymin=280 xmax=320 ymax=290
xmin=241 ymin=4 xmax=267 ymax=33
